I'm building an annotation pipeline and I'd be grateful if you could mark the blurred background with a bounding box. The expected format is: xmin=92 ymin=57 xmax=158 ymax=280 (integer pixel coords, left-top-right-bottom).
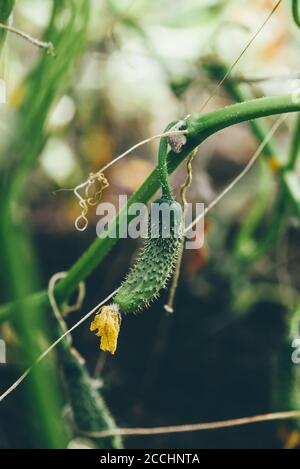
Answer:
xmin=0 ymin=0 xmax=300 ymax=449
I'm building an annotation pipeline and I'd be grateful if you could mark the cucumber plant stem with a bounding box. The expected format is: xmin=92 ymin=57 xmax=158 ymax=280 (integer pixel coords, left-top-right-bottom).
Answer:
xmin=158 ymin=123 xmax=177 ymax=200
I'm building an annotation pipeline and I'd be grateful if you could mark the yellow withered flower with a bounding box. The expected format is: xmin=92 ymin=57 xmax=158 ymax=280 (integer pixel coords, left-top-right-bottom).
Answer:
xmin=90 ymin=305 xmax=121 ymax=355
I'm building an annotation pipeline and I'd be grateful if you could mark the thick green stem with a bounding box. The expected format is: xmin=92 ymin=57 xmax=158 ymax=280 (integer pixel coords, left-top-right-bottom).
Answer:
xmin=1 ymin=94 xmax=300 ymax=321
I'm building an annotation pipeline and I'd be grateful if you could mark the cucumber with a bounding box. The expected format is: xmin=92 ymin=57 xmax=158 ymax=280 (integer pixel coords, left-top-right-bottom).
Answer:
xmin=113 ymin=196 xmax=183 ymax=313
xmin=91 ymin=122 xmax=185 ymax=352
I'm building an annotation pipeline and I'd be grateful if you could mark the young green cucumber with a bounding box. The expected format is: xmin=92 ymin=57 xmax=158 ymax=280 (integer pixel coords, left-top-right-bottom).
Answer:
xmin=113 ymin=196 xmax=183 ymax=313
xmin=91 ymin=122 xmax=186 ymax=352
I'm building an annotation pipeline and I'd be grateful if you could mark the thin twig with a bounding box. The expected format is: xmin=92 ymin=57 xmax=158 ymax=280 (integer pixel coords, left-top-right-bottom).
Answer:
xmin=164 ymin=150 xmax=196 ymax=313
xmin=81 ymin=410 xmax=300 ymax=438
xmin=54 ymin=131 xmax=186 ymax=196
xmin=48 ymin=272 xmax=86 ymax=347
xmin=0 ymin=22 xmax=54 ymax=54
xmin=56 ymin=130 xmax=186 ymax=231
xmin=99 ymin=130 xmax=187 ymax=173
xmin=185 ymin=115 xmax=287 ymax=234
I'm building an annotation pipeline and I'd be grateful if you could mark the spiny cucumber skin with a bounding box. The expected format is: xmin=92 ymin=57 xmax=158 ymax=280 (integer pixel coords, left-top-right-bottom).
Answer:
xmin=114 ymin=198 xmax=183 ymax=314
